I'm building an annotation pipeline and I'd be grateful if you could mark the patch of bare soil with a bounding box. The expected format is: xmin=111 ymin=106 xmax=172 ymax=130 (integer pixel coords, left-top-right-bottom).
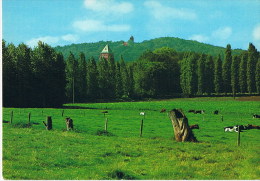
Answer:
xmin=237 ymin=96 xmax=260 ymax=101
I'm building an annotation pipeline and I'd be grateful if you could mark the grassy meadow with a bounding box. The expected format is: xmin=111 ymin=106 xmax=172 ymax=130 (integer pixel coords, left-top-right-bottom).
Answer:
xmin=2 ymin=97 xmax=260 ymax=180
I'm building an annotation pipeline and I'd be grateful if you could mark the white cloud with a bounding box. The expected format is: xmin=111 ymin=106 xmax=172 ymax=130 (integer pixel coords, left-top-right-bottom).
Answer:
xmin=73 ymin=19 xmax=130 ymax=32
xmin=212 ymin=27 xmax=232 ymax=40
xmin=189 ymin=34 xmax=209 ymax=43
xmin=144 ymin=0 xmax=197 ymax=20
xmin=253 ymin=24 xmax=260 ymax=41
xmin=61 ymin=34 xmax=79 ymax=42
xmin=26 ymin=36 xmax=60 ymax=47
xmin=73 ymin=0 xmax=133 ymax=35
xmin=26 ymin=34 xmax=79 ymax=47
xmin=84 ymin=0 xmax=133 ymax=14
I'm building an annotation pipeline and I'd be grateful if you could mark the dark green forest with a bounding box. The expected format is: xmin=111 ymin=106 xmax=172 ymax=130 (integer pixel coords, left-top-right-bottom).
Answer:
xmin=2 ymin=38 xmax=260 ymax=108
xmin=54 ymin=37 xmax=244 ymax=62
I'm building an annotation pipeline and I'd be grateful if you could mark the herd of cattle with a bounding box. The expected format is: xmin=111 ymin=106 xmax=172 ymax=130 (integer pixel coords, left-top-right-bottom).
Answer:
xmin=224 ymin=124 xmax=260 ymax=132
xmin=160 ymin=108 xmax=260 ymax=133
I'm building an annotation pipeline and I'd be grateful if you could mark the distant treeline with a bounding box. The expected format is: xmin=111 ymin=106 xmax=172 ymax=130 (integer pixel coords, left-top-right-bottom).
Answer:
xmin=54 ymin=37 xmax=244 ymax=62
xmin=2 ymin=40 xmax=260 ymax=108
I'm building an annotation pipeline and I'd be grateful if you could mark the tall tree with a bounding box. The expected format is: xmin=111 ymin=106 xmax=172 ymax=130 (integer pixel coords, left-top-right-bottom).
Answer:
xmin=86 ymin=57 xmax=99 ymax=99
xmin=256 ymin=59 xmax=260 ymax=94
xmin=52 ymin=52 xmax=66 ymax=106
xmin=222 ymin=44 xmax=232 ymax=93
xmin=3 ymin=41 xmax=18 ymax=107
xmin=97 ymin=57 xmax=109 ymax=99
xmin=205 ymin=55 xmax=214 ymax=94
xmin=120 ymin=55 xmax=130 ymax=97
xmin=16 ymin=43 xmax=32 ymax=107
xmin=107 ymin=55 xmax=116 ymax=98
xmin=127 ymin=63 xmax=134 ymax=98
xmin=152 ymin=47 xmax=181 ymax=95
xmin=133 ymin=61 xmax=154 ymax=97
xmin=197 ymin=54 xmax=206 ymax=94
xmin=115 ymin=62 xmax=123 ymax=98
xmin=239 ymin=53 xmax=248 ymax=93
xmin=31 ymin=41 xmax=65 ymax=107
xmin=180 ymin=53 xmax=198 ymax=96
xmin=231 ymin=56 xmax=240 ymax=97
xmin=65 ymin=52 xmax=78 ymax=103
xmin=247 ymin=43 xmax=258 ymax=93
xmin=214 ymin=55 xmax=222 ymax=94
xmin=180 ymin=54 xmax=190 ymax=96
xmin=78 ymin=52 xmax=87 ymax=102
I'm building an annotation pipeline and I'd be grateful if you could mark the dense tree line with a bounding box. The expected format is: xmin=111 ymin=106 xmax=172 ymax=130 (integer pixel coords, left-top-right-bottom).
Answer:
xmin=2 ymin=40 xmax=260 ymax=108
xmin=180 ymin=43 xmax=260 ymax=96
xmin=3 ymin=40 xmax=65 ymax=107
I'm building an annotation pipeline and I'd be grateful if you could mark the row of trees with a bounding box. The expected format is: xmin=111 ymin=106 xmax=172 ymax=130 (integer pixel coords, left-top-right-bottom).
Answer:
xmin=2 ymin=40 xmax=260 ymax=108
xmin=65 ymin=52 xmax=134 ymax=102
xmin=180 ymin=43 xmax=260 ymax=96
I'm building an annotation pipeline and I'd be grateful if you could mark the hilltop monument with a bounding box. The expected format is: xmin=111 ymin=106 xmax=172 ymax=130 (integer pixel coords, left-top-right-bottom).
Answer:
xmin=100 ymin=44 xmax=113 ymax=60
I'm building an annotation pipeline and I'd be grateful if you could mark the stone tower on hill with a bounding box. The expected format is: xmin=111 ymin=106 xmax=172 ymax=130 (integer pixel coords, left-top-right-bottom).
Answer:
xmin=100 ymin=44 xmax=113 ymax=60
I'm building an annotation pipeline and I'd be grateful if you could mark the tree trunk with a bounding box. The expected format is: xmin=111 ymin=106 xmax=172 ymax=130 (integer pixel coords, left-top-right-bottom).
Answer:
xmin=168 ymin=109 xmax=197 ymax=142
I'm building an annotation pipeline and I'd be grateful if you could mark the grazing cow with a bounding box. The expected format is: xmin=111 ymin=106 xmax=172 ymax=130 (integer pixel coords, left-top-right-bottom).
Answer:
xmin=194 ymin=110 xmax=205 ymax=114
xmin=213 ymin=110 xmax=219 ymax=115
xmin=160 ymin=109 xmax=166 ymax=113
xmin=190 ymin=124 xmax=199 ymax=129
xmin=188 ymin=110 xmax=195 ymax=113
xmin=233 ymin=125 xmax=247 ymax=132
xmin=224 ymin=126 xmax=234 ymax=132
xmin=253 ymin=114 xmax=260 ymax=118
xmin=246 ymin=124 xmax=260 ymax=129
xmin=224 ymin=125 xmax=246 ymax=132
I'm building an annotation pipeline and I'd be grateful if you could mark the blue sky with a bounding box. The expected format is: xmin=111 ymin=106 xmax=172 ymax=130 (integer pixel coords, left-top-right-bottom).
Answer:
xmin=3 ymin=0 xmax=260 ymax=50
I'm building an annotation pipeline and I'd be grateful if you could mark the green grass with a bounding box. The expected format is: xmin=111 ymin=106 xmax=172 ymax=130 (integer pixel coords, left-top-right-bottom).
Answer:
xmin=2 ymin=97 xmax=260 ymax=180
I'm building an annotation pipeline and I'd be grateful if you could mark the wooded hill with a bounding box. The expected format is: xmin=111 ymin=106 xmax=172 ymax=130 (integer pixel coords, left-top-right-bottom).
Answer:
xmin=54 ymin=37 xmax=244 ymax=61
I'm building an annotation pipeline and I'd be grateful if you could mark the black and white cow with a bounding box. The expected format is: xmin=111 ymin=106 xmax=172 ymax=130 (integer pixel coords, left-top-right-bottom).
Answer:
xmin=253 ymin=114 xmax=260 ymax=118
xmin=224 ymin=125 xmax=246 ymax=132
xmin=224 ymin=126 xmax=235 ymax=132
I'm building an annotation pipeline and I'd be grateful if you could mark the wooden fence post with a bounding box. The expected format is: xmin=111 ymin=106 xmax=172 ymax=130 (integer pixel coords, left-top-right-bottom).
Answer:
xmin=105 ymin=118 xmax=108 ymax=132
xmin=10 ymin=111 xmax=13 ymax=124
xmin=62 ymin=110 xmax=64 ymax=117
xmin=65 ymin=118 xmax=74 ymax=131
xmin=237 ymin=126 xmax=240 ymax=146
xmin=43 ymin=116 xmax=52 ymax=130
xmin=28 ymin=112 xmax=31 ymax=123
xmin=140 ymin=119 xmax=144 ymax=137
